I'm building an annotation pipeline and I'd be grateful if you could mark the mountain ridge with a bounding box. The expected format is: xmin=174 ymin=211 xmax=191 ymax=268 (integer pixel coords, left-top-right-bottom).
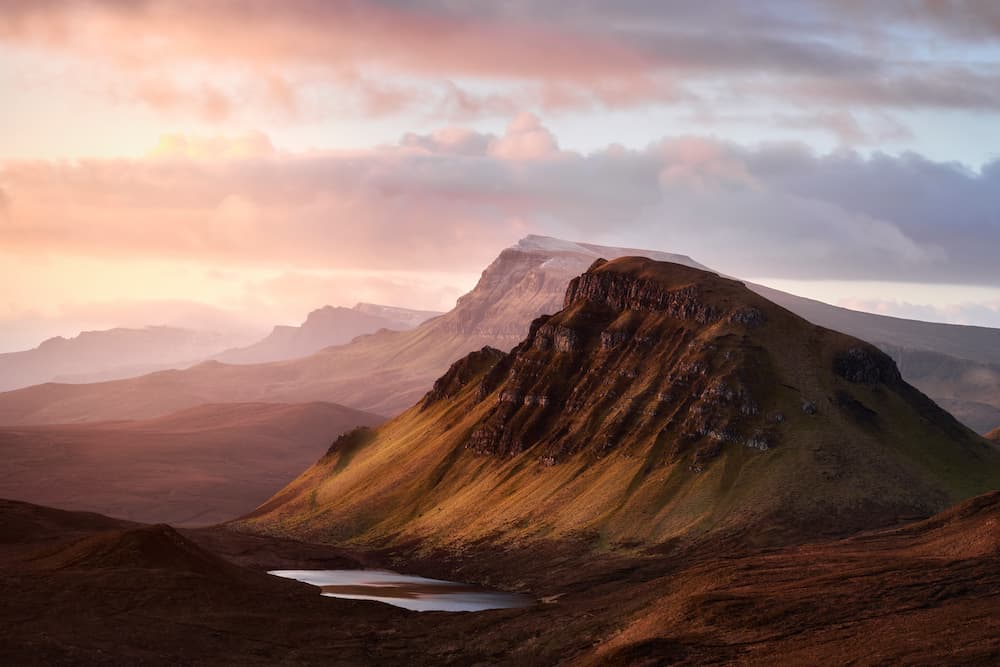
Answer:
xmin=0 ymin=235 xmax=998 ymax=428
xmin=0 ymin=325 xmax=253 ymax=393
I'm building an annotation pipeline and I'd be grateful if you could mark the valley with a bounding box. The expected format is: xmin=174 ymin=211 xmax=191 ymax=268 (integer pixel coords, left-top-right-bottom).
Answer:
xmin=0 ymin=402 xmax=383 ymax=525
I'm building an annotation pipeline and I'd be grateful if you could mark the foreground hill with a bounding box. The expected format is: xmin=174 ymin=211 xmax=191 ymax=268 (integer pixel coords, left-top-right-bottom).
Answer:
xmin=0 ymin=325 xmax=253 ymax=392
xmin=1 ymin=236 xmax=998 ymax=428
xmin=243 ymin=258 xmax=1000 ymax=549
xmin=0 ymin=402 xmax=383 ymax=525
xmin=213 ymin=302 xmax=441 ymax=365
xmin=3 ymin=492 xmax=999 ymax=663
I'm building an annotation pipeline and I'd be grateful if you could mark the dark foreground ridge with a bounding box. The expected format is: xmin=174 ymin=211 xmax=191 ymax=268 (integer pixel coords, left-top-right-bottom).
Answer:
xmin=2 ymin=494 xmax=999 ymax=665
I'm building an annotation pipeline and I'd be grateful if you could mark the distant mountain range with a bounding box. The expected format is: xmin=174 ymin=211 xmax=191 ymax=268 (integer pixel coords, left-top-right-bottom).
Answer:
xmin=0 ymin=326 xmax=253 ymax=393
xmin=0 ymin=302 xmax=441 ymax=393
xmin=0 ymin=235 xmax=997 ymax=434
xmin=242 ymin=256 xmax=1000 ymax=548
xmin=213 ymin=303 xmax=441 ymax=365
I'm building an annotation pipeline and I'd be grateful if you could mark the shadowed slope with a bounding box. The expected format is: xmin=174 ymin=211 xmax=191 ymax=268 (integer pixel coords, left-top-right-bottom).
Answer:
xmin=242 ymin=258 xmax=1000 ymax=550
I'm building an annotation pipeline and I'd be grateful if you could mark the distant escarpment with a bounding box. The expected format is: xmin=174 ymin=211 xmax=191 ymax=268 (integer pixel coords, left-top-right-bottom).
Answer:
xmin=243 ymin=257 xmax=1000 ymax=550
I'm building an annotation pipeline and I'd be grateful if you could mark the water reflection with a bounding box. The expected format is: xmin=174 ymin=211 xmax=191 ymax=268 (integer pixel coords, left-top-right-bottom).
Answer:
xmin=268 ymin=569 xmax=533 ymax=612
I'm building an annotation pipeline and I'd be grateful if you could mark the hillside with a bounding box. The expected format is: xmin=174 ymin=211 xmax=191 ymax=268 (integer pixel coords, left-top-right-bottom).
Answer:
xmin=0 ymin=402 xmax=384 ymax=525
xmin=1 ymin=236 xmax=998 ymax=428
xmin=242 ymin=258 xmax=1000 ymax=549
xmin=213 ymin=303 xmax=441 ymax=365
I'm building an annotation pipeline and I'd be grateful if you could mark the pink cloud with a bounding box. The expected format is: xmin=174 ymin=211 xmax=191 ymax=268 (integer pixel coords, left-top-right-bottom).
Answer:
xmin=1 ymin=118 xmax=997 ymax=288
xmin=487 ymin=113 xmax=560 ymax=161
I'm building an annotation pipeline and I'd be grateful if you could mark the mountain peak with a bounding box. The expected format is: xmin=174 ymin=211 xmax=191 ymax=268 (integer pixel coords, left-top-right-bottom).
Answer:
xmin=246 ymin=257 xmax=999 ymax=548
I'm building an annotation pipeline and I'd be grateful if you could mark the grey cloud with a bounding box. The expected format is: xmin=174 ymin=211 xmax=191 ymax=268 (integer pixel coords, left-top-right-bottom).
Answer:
xmin=3 ymin=124 xmax=997 ymax=287
xmin=4 ymin=0 xmax=1000 ymax=118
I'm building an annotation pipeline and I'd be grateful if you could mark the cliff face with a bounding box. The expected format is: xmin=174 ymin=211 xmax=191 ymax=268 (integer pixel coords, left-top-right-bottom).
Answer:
xmin=447 ymin=248 xmax=576 ymax=340
xmin=244 ymin=257 xmax=1000 ymax=550
xmin=443 ymin=262 xmax=777 ymax=467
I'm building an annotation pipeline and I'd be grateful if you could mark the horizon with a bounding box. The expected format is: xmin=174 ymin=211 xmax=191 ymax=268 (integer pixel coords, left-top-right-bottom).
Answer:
xmin=2 ymin=231 xmax=999 ymax=353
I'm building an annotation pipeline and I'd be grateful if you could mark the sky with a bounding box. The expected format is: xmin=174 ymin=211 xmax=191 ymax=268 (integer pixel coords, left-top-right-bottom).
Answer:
xmin=1 ymin=1 xmax=999 ymax=351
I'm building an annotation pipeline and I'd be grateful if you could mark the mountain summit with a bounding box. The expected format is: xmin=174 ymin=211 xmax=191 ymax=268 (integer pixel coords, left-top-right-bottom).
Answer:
xmin=243 ymin=258 xmax=1000 ymax=548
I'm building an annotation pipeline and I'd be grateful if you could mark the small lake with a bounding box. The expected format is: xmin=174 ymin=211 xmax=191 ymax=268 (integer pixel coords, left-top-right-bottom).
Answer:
xmin=268 ymin=569 xmax=534 ymax=612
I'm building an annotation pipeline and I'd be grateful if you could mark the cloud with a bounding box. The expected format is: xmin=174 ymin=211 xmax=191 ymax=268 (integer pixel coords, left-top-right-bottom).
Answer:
xmin=0 ymin=186 xmax=9 ymax=221
xmin=487 ymin=113 xmax=560 ymax=160
xmin=1 ymin=119 xmax=998 ymax=288
xmin=3 ymin=1 xmax=1000 ymax=122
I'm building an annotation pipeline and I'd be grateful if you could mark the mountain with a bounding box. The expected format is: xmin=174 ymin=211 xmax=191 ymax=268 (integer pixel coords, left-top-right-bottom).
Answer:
xmin=242 ymin=257 xmax=1000 ymax=549
xmin=987 ymin=427 xmax=1000 ymax=443
xmin=0 ymin=402 xmax=384 ymax=525
xmin=213 ymin=303 xmax=441 ymax=365
xmin=1 ymin=235 xmax=998 ymax=429
xmin=0 ymin=326 xmax=253 ymax=392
